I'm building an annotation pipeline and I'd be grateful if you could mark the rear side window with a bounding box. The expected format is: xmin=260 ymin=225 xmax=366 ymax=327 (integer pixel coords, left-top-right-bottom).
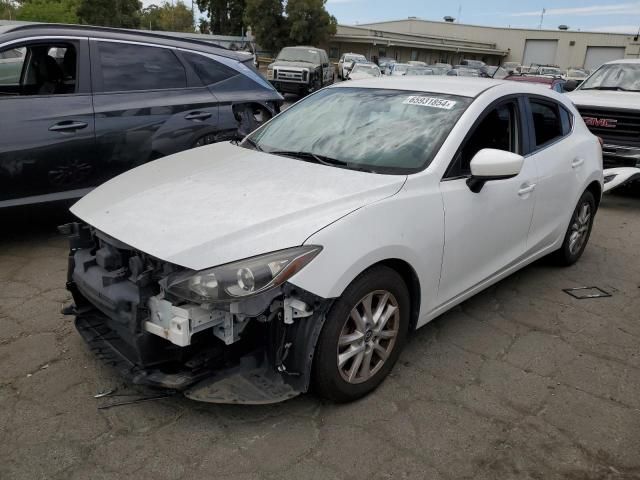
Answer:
xmin=97 ymin=42 xmax=186 ymax=92
xmin=182 ymin=52 xmax=237 ymax=85
xmin=530 ymin=99 xmax=564 ymax=147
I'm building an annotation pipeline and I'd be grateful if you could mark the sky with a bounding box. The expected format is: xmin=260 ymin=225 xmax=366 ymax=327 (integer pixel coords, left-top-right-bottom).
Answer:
xmin=144 ymin=1 xmax=640 ymax=35
xmin=325 ymin=0 xmax=640 ymax=33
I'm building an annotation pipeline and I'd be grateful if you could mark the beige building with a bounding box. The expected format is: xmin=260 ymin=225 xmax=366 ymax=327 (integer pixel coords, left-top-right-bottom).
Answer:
xmin=328 ymin=18 xmax=640 ymax=70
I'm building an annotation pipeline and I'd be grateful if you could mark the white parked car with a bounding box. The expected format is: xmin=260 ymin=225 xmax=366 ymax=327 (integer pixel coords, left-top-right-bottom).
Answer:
xmin=568 ymin=59 xmax=640 ymax=191
xmin=338 ymin=52 xmax=367 ymax=80
xmin=63 ymin=77 xmax=603 ymax=404
xmin=346 ymin=63 xmax=381 ymax=80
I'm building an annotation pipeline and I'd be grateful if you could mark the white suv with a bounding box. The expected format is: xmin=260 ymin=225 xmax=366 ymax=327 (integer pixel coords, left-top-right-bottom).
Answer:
xmin=63 ymin=77 xmax=603 ymax=405
xmin=569 ymin=59 xmax=640 ymax=191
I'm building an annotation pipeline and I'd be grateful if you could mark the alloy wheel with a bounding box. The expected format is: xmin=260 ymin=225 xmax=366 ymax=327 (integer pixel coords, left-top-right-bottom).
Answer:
xmin=569 ymin=202 xmax=592 ymax=256
xmin=337 ymin=290 xmax=400 ymax=384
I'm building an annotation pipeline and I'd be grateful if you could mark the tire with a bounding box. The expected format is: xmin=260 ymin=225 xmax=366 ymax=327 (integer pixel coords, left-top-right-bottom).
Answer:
xmin=552 ymin=190 xmax=596 ymax=266
xmin=312 ymin=266 xmax=410 ymax=402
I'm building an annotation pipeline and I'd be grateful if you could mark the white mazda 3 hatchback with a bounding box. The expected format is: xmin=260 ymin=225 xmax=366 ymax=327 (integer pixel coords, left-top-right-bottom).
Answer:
xmin=63 ymin=77 xmax=603 ymax=404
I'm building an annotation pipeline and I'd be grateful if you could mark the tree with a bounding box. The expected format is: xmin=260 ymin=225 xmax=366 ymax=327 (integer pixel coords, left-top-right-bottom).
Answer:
xmin=245 ymin=0 xmax=336 ymax=54
xmin=244 ymin=0 xmax=286 ymax=51
xmin=77 ymin=0 xmax=142 ymax=28
xmin=198 ymin=17 xmax=210 ymax=34
xmin=0 ymin=0 xmax=18 ymax=19
xmin=196 ymin=0 xmax=245 ymax=35
xmin=285 ymin=0 xmax=336 ymax=46
xmin=141 ymin=1 xmax=194 ymax=32
xmin=14 ymin=0 xmax=79 ymax=23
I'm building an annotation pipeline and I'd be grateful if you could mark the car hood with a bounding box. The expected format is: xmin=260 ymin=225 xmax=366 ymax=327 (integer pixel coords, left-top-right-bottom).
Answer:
xmin=71 ymin=143 xmax=406 ymax=271
xmin=568 ymin=90 xmax=640 ymax=110
xmin=269 ymin=61 xmax=317 ymax=69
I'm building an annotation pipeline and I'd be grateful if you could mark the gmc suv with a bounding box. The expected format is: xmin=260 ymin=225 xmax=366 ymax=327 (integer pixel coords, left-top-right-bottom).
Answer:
xmin=569 ymin=60 xmax=640 ymax=191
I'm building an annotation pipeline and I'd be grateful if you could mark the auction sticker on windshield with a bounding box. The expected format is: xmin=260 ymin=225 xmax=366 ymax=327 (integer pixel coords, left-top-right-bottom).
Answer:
xmin=403 ymin=96 xmax=457 ymax=109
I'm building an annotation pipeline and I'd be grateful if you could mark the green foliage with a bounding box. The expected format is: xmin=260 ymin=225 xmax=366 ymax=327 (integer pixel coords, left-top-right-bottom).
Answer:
xmin=0 ymin=0 xmax=18 ymax=19
xmin=198 ymin=17 xmax=210 ymax=34
xmin=77 ymin=0 xmax=142 ymax=28
xmin=14 ymin=0 xmax=80 ymax=23
xmin=196 ymin=0 xmax=245 ymax=35
xmin=141 ymin=1 xmax=194 ymax=32
xmin=245 ymin=0 xmax=336 ymax=54
xmin=244 ymin=0 xmax=285 ymax=51
xmin=285 ymin=0 xmax=336 ymax=46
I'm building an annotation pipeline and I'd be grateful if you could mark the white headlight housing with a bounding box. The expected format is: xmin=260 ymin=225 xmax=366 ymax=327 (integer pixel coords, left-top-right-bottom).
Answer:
xmin=164 ymin=246 xmax=322 ymax=303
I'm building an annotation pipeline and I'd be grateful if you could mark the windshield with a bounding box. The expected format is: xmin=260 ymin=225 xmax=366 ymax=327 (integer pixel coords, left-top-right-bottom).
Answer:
xmin=345 ymin=55 xmax=366 ymax=63
xmin=277 ymin=47 xmax=320 ymax=64
xmin=580 ymin=63 xmax=640 ymax=91
xmin=405 ymin=67 xmax=433 ymax=76
xmin=351 ymin=64 xmax=381 ymax=76
xmin=393 ymin=64 xmax=409 ymax=73
xmin=540 ymin=67 xmax=561 ymax=75
xmin=246 ymin=87 xmax=472 ymax=174
xmin=567 ymin=69 xmax=587 ymax=78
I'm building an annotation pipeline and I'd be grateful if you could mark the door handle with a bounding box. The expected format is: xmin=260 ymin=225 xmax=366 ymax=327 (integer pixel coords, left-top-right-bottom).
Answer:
xmin=572 ymin=157 xmax=585 ymax=169
xmin=518 ymin=183 xmax=536 ymax=196
xmin=184 ymin=111 xmax=212 ymax=121
xmin=49 ymin=121 xmax=88 ymax=132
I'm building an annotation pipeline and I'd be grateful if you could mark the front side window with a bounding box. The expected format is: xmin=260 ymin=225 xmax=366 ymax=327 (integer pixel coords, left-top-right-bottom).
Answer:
xmin=247 ymin=87 xmax=472 ymax=174
xmin=97 ymin=42 xmax=186 ymax=92
xmin=0 ymin=43 xmax=76 ymax=95
xmin=448 ymin=101 xmax=519 ymax=177
xmin=579 ymin=63 xmax=640 ymax=92
xmin=530 ymin=99 xmax=563 ymax=147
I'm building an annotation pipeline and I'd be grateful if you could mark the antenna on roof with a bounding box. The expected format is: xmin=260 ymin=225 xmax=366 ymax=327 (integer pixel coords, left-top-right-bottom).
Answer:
xmin=538 ymin=8 xmax=546 ymax=29
xmin=457 ymin=5 xmax=462 ymax=23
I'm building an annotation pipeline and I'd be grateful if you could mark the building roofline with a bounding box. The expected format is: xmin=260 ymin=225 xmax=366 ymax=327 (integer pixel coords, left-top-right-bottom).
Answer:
xmin=355 ymin=18 xmax=637 ymax=37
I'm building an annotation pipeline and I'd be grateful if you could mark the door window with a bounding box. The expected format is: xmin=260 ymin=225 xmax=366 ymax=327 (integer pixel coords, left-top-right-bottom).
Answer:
xmin=0 ymin=43 xmax=76 ymax=96
xmin=182 ymin=51 xmax=237 ymax=86
xmin=529 ymin=99 xmax=563 ymax=147
xmin=97 ymin=42 xmax=187 ymax=92
xmin=447 ymin=101 xmax=520 ymax=177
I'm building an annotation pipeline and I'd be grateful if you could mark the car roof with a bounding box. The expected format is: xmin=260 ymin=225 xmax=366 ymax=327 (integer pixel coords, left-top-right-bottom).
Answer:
xmin=505 ymin=75 xmax=554 ymax=84
xmin=332 ymin=76 xmax=506 ymax=97
xmin=0 ymin=23 xmax=248 ymax=61
xmin=604 ymin=58 xmax=640 ymax=65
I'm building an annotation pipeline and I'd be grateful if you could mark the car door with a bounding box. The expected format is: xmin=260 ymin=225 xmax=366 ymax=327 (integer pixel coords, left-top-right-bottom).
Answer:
xmin=438 ymin=97 xmax=538 ymax=303
xmin=524 ymin=96 xmax=580 ymax=252
xmin=321 ymin=50 xmax=331 ymax=84
xmin=0 ymin=37 xmax=96 ymax=206
xmin=90 ymin=40 xmax=220 ymax=182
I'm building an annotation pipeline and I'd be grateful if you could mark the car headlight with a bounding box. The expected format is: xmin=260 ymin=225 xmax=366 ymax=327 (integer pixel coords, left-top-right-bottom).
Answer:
xmin=164 ymin=246 xmax=322 ymax=303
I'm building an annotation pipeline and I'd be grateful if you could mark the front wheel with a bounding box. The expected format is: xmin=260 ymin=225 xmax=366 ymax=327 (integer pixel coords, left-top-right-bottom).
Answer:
xmin=552 ymin=190 xmax=596 ymax=266
xmin=312 ymin=266 xmax=410 ymax=402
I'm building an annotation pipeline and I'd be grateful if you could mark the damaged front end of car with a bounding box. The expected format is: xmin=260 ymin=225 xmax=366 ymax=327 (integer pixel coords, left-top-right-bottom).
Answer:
xmin=60 ymin=223 xmax=332 ymax=404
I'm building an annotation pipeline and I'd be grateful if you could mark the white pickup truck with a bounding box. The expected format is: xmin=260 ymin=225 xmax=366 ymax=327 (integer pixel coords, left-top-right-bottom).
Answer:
xmin=568 ymin=59 xmax=640 ymax=192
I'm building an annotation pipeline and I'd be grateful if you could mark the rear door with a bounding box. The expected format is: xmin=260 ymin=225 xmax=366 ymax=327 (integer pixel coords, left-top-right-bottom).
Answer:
xmin=524 ymin=96 xmax=581 ymax=252
xmin=0 ymin=37 xmax=95 ymax=206
xmin=90 ymin=40 xmax=221 ymax=182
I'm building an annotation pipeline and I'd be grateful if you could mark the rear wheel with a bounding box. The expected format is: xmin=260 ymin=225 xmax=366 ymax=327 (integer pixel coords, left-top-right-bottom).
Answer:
xmin=312 ymin=266 xmax=410 ymax=402
xmin=552 ymin=190 xmax=596 ymax=266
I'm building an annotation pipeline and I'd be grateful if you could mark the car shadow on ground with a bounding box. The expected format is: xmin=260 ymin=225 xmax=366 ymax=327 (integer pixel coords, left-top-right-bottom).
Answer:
xmin=0 ymin=202 xmax=75 ymax=245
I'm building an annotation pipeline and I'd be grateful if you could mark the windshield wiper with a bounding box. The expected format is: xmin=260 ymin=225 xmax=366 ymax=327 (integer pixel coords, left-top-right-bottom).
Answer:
xmin=268 ymin=150 xmax=375 ymax=172
xmin=581 ymin=86 xmax=638 ymax=91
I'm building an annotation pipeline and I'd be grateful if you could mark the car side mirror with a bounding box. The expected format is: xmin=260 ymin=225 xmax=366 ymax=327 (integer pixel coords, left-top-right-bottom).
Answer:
xmin=466 ymin=148 xmax=524 ymax=193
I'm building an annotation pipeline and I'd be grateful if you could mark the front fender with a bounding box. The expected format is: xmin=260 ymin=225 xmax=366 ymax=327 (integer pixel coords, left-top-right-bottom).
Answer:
xmin=288 ymin=181 xmax=445 ymax=321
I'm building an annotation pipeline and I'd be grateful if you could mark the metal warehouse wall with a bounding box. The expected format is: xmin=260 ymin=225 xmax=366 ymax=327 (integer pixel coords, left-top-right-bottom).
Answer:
xmin=359 ymin=19 xmax=640 ymax=68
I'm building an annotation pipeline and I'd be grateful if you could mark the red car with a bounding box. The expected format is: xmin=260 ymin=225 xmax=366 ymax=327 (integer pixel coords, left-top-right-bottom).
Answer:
xmin=504 ymin=74 xmax=567 ymax=93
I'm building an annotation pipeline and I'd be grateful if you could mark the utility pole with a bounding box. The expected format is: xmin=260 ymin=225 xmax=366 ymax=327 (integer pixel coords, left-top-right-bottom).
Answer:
xmin=538 ymin=8 xmax=546 ymax=29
